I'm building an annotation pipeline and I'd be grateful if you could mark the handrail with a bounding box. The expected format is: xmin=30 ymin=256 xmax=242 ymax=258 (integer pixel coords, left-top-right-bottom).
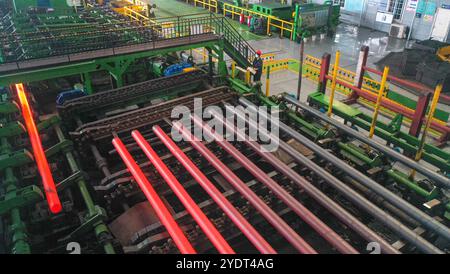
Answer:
xmin=223 ymin=3 xmax=294 ymax=40
xmin=186 ymin=0 xmax=218 ymax=13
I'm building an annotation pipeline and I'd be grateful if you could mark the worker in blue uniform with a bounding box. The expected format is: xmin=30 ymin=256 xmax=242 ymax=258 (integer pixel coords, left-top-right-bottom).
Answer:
xmin=252 ymin=50 xmax=264 ymax=82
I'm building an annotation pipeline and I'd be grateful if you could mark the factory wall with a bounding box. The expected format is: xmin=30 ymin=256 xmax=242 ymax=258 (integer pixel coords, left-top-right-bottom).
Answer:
xmin=333 ymin=0 xmax=450 ymax=41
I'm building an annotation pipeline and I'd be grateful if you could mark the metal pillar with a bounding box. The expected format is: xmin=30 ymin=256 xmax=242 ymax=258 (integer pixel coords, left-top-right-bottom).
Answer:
xmin=317 ymin=53 xmax=331 ymax=94
xmin=296 ymin=38 xmax=304 ymax=100
xmin=409 ymin=93 xmax=432 ymax=137
xmin=82 ymin=72 xmax=94 ymax=95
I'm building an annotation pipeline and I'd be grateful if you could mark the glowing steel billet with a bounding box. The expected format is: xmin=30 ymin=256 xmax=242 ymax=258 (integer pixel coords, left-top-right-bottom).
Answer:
xmin=15 ymin=83 xmax=62 ymax=214
xmin=136 ymin=129 xmax=275 ymax=254
xmin=112 ymin=137 xmax=196 ymax=254
xmin=133 ymin=129 xmax=234 ymax=254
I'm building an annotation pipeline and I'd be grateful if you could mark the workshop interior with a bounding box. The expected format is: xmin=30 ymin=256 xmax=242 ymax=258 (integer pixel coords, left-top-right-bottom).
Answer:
xmin=0 ymin=0 xmax=449 ymax=255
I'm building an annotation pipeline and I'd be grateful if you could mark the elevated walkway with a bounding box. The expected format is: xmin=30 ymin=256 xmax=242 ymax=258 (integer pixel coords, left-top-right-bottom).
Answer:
xmin=0 ymin=12 xmax=256 ymax=86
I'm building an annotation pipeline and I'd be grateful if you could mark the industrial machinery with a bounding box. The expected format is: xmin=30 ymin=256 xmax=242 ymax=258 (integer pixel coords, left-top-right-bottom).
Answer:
xmin=0 ymin=0 xmax=449 ymax=255
xmin=179 ymin=0 xmax=340 ymax=40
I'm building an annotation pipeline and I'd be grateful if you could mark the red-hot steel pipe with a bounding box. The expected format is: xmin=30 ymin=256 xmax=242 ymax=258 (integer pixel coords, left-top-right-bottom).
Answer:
xmin=112 ymin=137 xmax=196 ymax=254
xmin=131 ymin=130 xmax=234 ymax=254
xmin=155 ymin=125 xmax=317 ymax=254
xmin=190 ymin=116 xmax=358 ymax=254
xmin=132 ymin=130 xmax=275 ymax=254
xmin=15 ymin=83 xmax=62 ymax=214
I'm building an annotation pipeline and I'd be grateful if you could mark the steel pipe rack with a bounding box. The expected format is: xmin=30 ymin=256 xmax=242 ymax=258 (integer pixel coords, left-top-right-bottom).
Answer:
xmin=306 ymin=92 xmax=449 ymax=173
xmin=112 ymin=136 xmax=196 ymax=254
xmin=132 ymin=129 xmax=235 ymax=254
xmin=187 ymin=116 xmax=358 ymax=254
xmin=207 ymin=107 xmax=400 ymax=254
xmin=244 ymin=97 xmax=450 ymax=243
xmin=229 ymin=100 xmax=443 ymax=254
xmin=162 ymin=123 xmax=316 ymax=254
xmin=135 ymin=128 xmax=275 ymax=254
xmin=283 ymin=96 xmax=450 ymax=189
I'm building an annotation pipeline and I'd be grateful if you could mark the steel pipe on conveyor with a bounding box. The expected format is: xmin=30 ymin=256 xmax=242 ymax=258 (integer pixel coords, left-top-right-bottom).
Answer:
xmin=15 ymin=83 xmax=62 ymax=214
xmin=189 ymin=115 xmax=358 ymax=254
xmin=281 ymin=97 xmax=450 ymax=243
xmin=112 ymin=137 xmax=196 ymax=254
xmin=160 ymin=125 xmax=317 ymax=254
xmin=207 ymin=107 xmax=400 ymax=254
xmin=285 ymin=95 xmax=450 ymax=189
xmin=132 ymin=130 xmax=234 ymax=254
xmin=132 ymin=130 xmax=275 ymax=254
xmin=236 ymin=98 xmax=444 ymax=254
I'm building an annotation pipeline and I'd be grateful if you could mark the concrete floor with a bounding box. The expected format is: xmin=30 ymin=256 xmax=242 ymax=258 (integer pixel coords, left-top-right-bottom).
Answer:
xmin=245 ymin=23 xmax=449 ymax=115
xmin=181 ymin=4 xmax=449 ymax=152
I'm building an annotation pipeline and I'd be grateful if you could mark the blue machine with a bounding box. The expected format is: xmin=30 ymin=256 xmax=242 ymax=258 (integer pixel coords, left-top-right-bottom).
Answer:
xmin=56 ymin=89 xmax=87 ymax=106
xmin=163 ymin=63 xmax=193 ymax=77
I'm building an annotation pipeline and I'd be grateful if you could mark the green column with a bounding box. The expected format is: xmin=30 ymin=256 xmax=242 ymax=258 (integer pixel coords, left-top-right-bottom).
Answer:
xmin=1 ymin=137 xmax=31 ymax=254
xmin=82 ymin=72 xmax=94 ymax=95
xmin=54 ymin=126 xmax=115 ymax=254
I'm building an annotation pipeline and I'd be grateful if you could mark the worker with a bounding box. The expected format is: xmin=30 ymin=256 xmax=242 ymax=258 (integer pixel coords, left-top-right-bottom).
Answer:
xmin=251 ymin=50 xmax=264 ymax=82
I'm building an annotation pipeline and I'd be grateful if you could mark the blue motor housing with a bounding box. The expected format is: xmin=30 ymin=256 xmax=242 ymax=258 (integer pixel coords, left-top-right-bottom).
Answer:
xmin=56 ymin=89 xmax=87 ymax=106
xmin=163 ymin=62 xmax=193 ymax=77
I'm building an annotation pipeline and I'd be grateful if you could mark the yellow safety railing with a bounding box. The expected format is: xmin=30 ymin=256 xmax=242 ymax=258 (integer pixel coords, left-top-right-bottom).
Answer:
xmin=123 ymin=0 xmax=147 ymax=8
xmin=119 ymin=7 xmax=182 ymax=38
xmin=302 ymin=54 xmax=447 ymax=128
xmin=262 ymin=58 xmax=292 ymax=73
xmin=223 ymin=3 xmax=294 ymax=40
xmin=193 ymin=48 xmax=218 ymax=63
xmin=185 ymin=0 xmax=218 ymax=13
xmin=123 ymin=7 xmax=156 ymax=24
xmin=266 ymin=16 xmax=294 ymax=40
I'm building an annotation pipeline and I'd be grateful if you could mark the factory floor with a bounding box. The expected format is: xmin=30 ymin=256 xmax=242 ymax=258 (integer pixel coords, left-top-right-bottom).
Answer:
xmin=174 ymin=0 xmax=449 ymax=156
xmin=243 ymin=24 xmax=449 ymax=149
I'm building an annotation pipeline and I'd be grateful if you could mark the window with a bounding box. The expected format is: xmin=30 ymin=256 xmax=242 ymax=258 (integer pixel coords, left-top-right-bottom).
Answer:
xmin=393 ymin=0 xmax=405 ymax=19
xmin=386 ymin=0 xmax=405 ymax=20
xmin=333 ymin=0 xmax=345 ymax=8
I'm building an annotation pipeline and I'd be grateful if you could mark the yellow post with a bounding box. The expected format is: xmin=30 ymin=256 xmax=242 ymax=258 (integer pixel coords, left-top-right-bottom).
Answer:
xmin=265 ymin=66 xmax=271 ymax=97
xmin=267 ymin=17 xmax=271 ymax=35
xmin=327 ymin=51 xmax=341 ymax=117
xmin=368 ymin=66 xmax=390 ymax=138
xmin=203 ymin=48 xmax=207 ymax=64
xmin=231 ymin=62 xmax=236 ymax=79
xmin=246 ymin=69 xmax=251 ymax=85
xmin=409 ymin=84 xmax=443 ymax=180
